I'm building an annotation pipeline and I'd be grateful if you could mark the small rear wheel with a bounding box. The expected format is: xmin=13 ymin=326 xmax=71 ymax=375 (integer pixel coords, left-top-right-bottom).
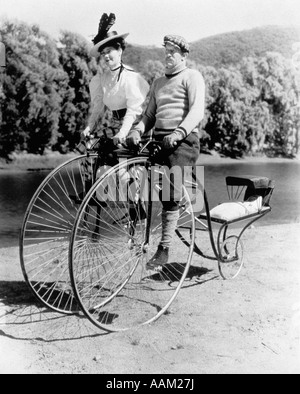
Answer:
xmin=218 ymin=235 xmax=244 ymax=280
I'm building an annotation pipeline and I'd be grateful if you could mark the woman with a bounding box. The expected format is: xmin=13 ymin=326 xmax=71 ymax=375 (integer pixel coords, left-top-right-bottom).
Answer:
xmin=82 ymin=13 xmax=149 ymax=146
xmin=76 ymin=13 xmax=149 ymax=207
xmin=75 ymin=13 xmax=149 ymax=201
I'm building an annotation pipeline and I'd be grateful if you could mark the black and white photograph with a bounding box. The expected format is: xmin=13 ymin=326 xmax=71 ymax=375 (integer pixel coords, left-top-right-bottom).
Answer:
xmin=0 ymin=0 xmax=299 ymax=375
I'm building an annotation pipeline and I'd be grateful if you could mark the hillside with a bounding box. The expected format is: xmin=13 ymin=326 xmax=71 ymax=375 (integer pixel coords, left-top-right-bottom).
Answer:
xmin=123 ymin=43 xmax=164 ymax=69
xmin=189 ymin=25 xmax=300 ymax=67
xmin=123 ymin=25 xmax=300 ymax=69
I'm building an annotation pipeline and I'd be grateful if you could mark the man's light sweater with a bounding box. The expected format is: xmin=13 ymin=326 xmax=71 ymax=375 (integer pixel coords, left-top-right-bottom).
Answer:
xmin=139 ymin=67 xmax=205 ymax=137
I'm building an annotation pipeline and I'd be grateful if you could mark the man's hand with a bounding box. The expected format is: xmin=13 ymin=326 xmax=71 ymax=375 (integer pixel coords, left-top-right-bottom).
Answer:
xmin=162 ymin=130 xmax=185 ymax=149
xmin=126 ymin=129 xmax=142 ymax=149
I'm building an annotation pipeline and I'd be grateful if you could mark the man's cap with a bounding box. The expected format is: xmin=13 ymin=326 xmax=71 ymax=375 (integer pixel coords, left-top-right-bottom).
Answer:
xmin=163 ymin=35 xmax=190 ymax=53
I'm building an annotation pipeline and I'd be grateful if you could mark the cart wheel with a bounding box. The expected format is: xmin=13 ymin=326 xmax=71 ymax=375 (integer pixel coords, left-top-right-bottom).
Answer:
xmin=19 ymin=154 xmax=99 ymax=314
xmin=69 ymin=157 xmax=195 ymax=331
xmin=218 ymin=235 xmax=244 ymax=280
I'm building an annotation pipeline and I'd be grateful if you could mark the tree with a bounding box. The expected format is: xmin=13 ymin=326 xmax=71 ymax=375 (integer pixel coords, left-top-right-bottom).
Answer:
xmin=142 ymin=59 xmax=164 ymax=85
xmin=203 ymin=67 xmax=251 ymax=157
xmin=0 ymin=20 xmax=67 ymax=155
xmin=55 ymin=31 xmax=97 ymax=152
xmin=253 ymin=53 xmax=300 ymax=156
xmin=1 ymin=19 xmax=299 ymax=159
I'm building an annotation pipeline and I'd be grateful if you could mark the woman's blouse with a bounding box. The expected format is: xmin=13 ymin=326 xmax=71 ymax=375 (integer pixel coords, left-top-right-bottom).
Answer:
xmin=88 ymin=65 xmax=150 ymax=139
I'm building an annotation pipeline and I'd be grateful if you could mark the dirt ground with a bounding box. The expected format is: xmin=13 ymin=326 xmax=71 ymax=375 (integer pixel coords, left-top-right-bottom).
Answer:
xmin=0 ymin=222 xmax=300 ymax=374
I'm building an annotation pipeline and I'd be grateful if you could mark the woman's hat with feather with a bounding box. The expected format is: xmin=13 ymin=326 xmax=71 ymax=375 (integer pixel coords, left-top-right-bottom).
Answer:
xmin=90 ymin=13 xmax=129 ymax=57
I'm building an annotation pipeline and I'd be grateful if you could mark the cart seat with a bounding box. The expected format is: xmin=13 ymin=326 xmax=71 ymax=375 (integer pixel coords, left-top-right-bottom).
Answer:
xmin=198 ymin=175 xmax=274 ymax=224
xmin=199 ymin=198 xmax=271 ymax=224
xmin=208 ymin=196 xmax=266 ymax=222
xmin=226 ymin=175 xmax=275 ymax=206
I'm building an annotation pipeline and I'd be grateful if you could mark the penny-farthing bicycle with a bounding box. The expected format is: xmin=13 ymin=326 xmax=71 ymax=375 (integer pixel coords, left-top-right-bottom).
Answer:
xmin=20 ymin=136 xmax=274 ymax=331
xmin=68 ymin=141 xmax=196 ymax=331
xmin=68 ymin=140 xmax=274 ymax=332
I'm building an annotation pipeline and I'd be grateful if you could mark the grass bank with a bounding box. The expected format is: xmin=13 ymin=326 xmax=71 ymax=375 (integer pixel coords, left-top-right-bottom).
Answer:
xmin=0 ymin=151 xmax=77 ymax=171
xmin=0 ymin=150 xmax=299 ymax=171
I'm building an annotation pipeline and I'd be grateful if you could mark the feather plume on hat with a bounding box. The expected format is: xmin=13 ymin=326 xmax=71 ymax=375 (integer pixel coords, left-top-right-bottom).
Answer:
xmin=92 ymin=13 xmax=116 ymax=45
xmin=90 ymin=13 xmax=129 ymax=57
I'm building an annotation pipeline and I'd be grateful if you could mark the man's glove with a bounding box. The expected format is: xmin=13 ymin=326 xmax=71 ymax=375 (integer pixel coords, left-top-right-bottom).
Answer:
xmin=126 ymin=129 xmax=142 ymax=149
xmin=162 ymin=129 xmax=185 ymax=149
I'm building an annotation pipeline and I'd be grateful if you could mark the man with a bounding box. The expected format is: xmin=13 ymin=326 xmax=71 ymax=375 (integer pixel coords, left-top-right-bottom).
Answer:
xmin=126 ymin=34 xmax=205 ymax=271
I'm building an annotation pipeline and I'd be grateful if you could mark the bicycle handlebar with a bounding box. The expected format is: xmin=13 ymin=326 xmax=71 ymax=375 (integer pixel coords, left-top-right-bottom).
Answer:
xmin=137 ymin=139 xmax=163 ymax=155
xmin=82 ymin=133 xmax=172 ymax=158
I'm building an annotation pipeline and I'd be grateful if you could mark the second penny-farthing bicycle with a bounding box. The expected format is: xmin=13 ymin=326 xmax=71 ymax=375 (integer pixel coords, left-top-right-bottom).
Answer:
xmin=68 ymin=140 xmax=275 ymax=332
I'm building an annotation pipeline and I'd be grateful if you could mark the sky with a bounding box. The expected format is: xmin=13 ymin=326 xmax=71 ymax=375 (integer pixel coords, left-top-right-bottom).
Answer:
xmin=0 ymin=0 xmax=300 ymax=47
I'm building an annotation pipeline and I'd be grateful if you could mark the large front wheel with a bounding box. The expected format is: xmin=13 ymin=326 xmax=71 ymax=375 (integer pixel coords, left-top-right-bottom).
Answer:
xmin=69 ymin=157 xmax=195 ymax=331
xmin=19 ymin=154 xmax=99 ymax=314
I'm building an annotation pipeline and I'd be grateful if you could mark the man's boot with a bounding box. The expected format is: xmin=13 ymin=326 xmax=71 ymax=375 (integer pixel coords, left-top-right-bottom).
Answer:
xmin=146 ymin=209 xmax=179 ymax=271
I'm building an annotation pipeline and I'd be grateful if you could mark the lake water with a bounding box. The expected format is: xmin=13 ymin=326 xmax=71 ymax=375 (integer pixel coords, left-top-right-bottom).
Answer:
xmin=1 ymin=160 xmax=300 ymax=248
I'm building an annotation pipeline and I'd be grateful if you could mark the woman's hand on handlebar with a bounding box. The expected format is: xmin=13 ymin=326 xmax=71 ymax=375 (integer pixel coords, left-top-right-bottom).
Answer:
xmin=112 ymin=132 xmax=126 ymax=147
xmin=82 ymin=126 xmax=94 ymax=140
xmin=126 ymin=129 xmax=142 ymax=149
